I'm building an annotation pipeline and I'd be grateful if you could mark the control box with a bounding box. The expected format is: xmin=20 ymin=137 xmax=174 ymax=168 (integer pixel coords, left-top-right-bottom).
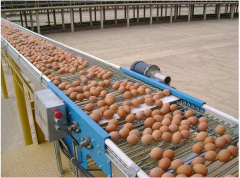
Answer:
xmin=34 ymin=89 xmax=67 ymax=142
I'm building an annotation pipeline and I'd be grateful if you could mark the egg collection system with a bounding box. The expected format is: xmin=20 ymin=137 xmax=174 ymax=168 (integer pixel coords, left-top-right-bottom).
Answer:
xmin=1 ymin=18 xmax=239 ymax=177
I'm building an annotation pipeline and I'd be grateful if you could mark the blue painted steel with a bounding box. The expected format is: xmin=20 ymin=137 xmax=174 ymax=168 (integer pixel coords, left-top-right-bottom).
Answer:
xmin=121 ymin=67 xmax=206 ymax=108
xmin=47 ymin=82 xmax=112 ymax=176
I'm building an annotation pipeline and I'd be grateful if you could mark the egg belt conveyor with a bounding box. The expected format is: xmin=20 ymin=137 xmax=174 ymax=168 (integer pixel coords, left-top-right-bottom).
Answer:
xmin=1 ymin=18 xmax=239 ymax=177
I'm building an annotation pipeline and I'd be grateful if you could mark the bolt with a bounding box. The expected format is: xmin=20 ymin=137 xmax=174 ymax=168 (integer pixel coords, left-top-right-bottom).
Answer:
xmin=69 ymin=112 xmax=71 ymax=115
xmin=97 ymin=144 xmax=100 ymax=148
xmin=98 ymin=151 xmax=101 ymax=154
xmin=78 ymin=138 xmax=80 ymax=140
xmin=81 ymin=138 xmax=84 ymax=141
xmin=107 ymin=161 xmax=110 ymax=164
xmin=99 ymin=165 xmax=102 ymax=168
xmin=81 ymin=122 xmax=83 ymax=124
xmin=91 ymin=139 xmax=94 ymax=142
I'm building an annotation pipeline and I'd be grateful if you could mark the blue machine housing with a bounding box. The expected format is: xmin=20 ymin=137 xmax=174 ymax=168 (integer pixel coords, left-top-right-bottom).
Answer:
xmin=47 ymin=82 xmax=112 ymax=176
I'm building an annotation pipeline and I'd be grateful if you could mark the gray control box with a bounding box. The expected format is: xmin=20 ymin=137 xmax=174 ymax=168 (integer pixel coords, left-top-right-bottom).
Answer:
xmin=34 ymin=89 xmax=67 ymax=142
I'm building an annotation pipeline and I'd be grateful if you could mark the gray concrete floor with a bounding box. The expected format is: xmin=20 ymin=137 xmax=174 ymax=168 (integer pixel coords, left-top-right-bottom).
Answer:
xmin=1 ymin=18 xmax=238 ymax=155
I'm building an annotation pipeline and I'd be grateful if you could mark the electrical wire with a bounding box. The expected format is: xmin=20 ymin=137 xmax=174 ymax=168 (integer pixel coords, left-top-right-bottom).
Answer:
xmin=58 ymin=128 xmax=79 ymax=145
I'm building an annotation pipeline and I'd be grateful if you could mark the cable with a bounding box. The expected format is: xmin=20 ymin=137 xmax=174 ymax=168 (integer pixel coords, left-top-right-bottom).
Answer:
xmin=58 ymin=128 xmax=79 ymax=145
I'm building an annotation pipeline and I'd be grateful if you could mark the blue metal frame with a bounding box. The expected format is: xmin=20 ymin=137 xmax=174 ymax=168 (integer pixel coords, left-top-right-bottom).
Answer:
xmin=121 ymin=67 xmax=206 ymax=109
xmin=47 ymin=82 xmax=112 ymax=176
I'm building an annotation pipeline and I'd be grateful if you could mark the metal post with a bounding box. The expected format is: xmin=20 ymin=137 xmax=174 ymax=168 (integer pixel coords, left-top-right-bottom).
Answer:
xmin=191 ymin=5 xmax=193 ymax=19
xmin=170 ymin=5 xmax=173 ymax=23
xmin=215 ymin=4 xmax=218 ymax=15
xmin=12 ymin=67 xmax=33 ymax=146
xmin=89 ymin=7 xmax=92 ymax=27
xmin=36 ymin=11 xmax=41 ymax=34
xmin=53 ymin=10 xmax=56 ymax=26
xmin=124 ymin=6 xmax=127 ymax=20
xmin=1 ymin=12 xmax=6 ymax=19
xmin=115 ymin=6 xmax=117 ymax=25
xmin=165 ymin=5 xmax=167 ymax=16
xmin=217 ymin=4 xmax=221 ymax=20
xmin=100 ymin=7 xmax=103 ymax=29
xmin=150 ymin=5 xmax=153 ymax=25
xmin=70 ymin=8 xmax=74 ymax=32
xmin=230 ymin=4 xmax=235 ymax=19
xmin=47 ymin=10 xmax=50 ymax=25
xmin=103 ymin=7 xmax=106 ymax=21
xmin=203 ymin=4 xmax=207 ymax=21
xmin=188 ymin=5 xmax=191 ymax=22
xmin=29 ymin=11 xmax=34 ymax=31
xmin=157 ymin=5 xmax=159 ymax=21
xmin=179 ymin=5 xmax=181 ymax=16
xmin=174 ymin=5 xmax=177 ymax=20
xmin=127 ymin=6 xmax=129 ymax=27
xmin=161 ymin=5 xmax=163 ymax=17
xmin=144 ymin=6 xmax=146 ymax=19
xmin=24 ymin=11 xmax=28 ymax=28
xmin=54 ymin=140 xmax=64 ymax=176
xmin=20 ymin=12 xmax=24 ymax=26
xmin=137 ymin=6 xmax=139 ymax=23
xmin=61 ymin=9 xmax=65 ymax=30
xmin=226 ymin=4 xmax=229 ymax=14
xmin=133 ymin=6 xmax=135 ymax=18
xmin=79 ymin=8 xmax=82 ymax=25
xmin=94 ymin=7 xmax=97 ymax=21
xmin=1 ymin=61 xmax=8 ymax=99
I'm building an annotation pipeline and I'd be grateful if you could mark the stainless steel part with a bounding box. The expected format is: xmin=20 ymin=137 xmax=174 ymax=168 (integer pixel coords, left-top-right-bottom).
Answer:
xmin=34 ymin=89 xmax=67 ymax=142
xmin=54 ymin=140 xmax=64 ymax=177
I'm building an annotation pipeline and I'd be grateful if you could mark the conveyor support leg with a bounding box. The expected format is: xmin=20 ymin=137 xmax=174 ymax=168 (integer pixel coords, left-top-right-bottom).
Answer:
xmin=115 ymin=6 xmax=117 ymax=25
xmin=29 ymin=11 xmax=34 ymax=31
xmin=203 ymin=4 xmax=207 ymax=21
xmin=1 ymin=60 xmax=8 ymax=99
xmin=61 ymin=9 xmax=65 ymax=30
xmin=157 ymin=5 xmax=159 ymax=21
xmin=54 ymin=140 xmax=64 ymax=176
xmin=70 ymin=8 xmax=74 ymax=32
xmin=170 ymin=5 xmax=173 ymax=23
xmin=127 ymin=6 xmax=130 ymax=27
xmin=137 ymin=6 xmax=139 ymax=23
xmin=188 ymin=5 xmax=191 ymax=22
xmin=150 ymin=5 xmax=153 ymax=25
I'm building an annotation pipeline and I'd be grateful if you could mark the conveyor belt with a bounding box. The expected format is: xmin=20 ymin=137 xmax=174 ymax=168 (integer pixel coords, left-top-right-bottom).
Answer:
xmin=1 ymin=18 xmax=239 ymax=177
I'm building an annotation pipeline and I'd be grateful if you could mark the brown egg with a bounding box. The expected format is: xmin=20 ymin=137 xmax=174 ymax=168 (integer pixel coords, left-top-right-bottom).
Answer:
xmin=127 ymin=135 xmax=139 ymax=145
xmin=205 ymin=151 xmax=217 ymax=161
xmin=117 ymin=108 xmax=127 ymax=118
xmin=160 ymin=126 xmax=170 ymax=133
xmin=118 ymin=86 xmax=126 ymax=93
xmin=100 ymin=90 xmax=107 ymax=98
xmin=97 ymin=100 xmax=106 ymax=108
xmin=155 ymin=99 xmax=163 ymax=107
xmin=151 ymin=109 xmax=161 ymax=117
xmin=123 ymin=100 xmax=131 ymax=106
xmin=144 ymin=109 xmax=152 ymax=117
xmin=192 ymin=143 xmax=204 ymax=154
xmin=158 ymin=157 xmax=171 ymax=170
xmin=171 ymin=159 xmax=184 ymax=171
xmin=172 ymin=132 xmax=182 ymax=144
xmin=176 ymin=174 xmax=187 ymax=177
xmin=218 ymin=149 xmax=231 ymax=162
xmin=123 ymin=123 xmax=134 ymax=131
xmin=131 ymin=89 xmax=138 ymax=97
xmin=129 ymin=130 xmax=141 ymax=137
xmin=161 ymin=173 xmax=174 ymax=177
xmin=173 ymin=110 xmax=183 ymax=116
xmin=103 ymin=109 xmax=114 ymax=119
xmin=109 ymin=104 xmax=118 ymax=113
xmin=173 ymin=114 xmax=183 ymax=121
xmin=145 ymin=98 xmax=154 ymax=106
xmin=176 ymin=165 xmax=192 ymax=177
xmin=141 ymin=135 xmax=153 ymax=145
xmin=215 ymin=125 xmax=226 ymax=135
xmin=170 ymin=104 xmax=178 ymax=111
xmin=135 ymin=111 xmax=144 ymax=120
xmin=144 ymin=117 xmax=156 ymax=127
xmin=70 ymin=92 xmax=78 ymax=100
xmin=227 ymin=145 xmax=238 ymax=156
xmin=143 ymin=128 xmax=153 ymax=135
xmin=199 ymin=117 xmax=208 ymax=123
xmin=180 ymin=130 xmax=190 ymax=139
xmin=163 ymin=89 xmax=170 ymax=96
xmin=163 ymin=149 xmax=175 ymax=160
xmin=90 ymin=89 xmax=100 ymax=97
xmin=83 ymin=91 xmax=92 ymax=99
xmin=89 ymin=96 xmax=98 ymax=103
xmin=192 ymin=164 xmax=208 ymax=176
xmin=163 ymin=102 xmax=170 ymax=108
xmin=172 ymin=118 xmax=181 ymax=126
xmin=153 ymin=115 xmax=163 ymax=122
xmin=198 ymin=122 xmax=208 ymax=131
xmin=191 ymin=157 xmax=205 ymax=166
xmin=136 ymin=97 xmax=144 ymax=104
xmin=83 ymin=86 xmax=90 ymax=92
xmin=123 ymin=105 xmax=131 ymax=114
xmin=85 ymin=103 xmax=94 ymax=111
xmin=123 ymin=113 xmax=136 ymax=123
xmin=192 ymin=174 xmax=204 ymax=177
xmin=137 ymin=87 xmax=145 ymax=95
xmin=75 ymin=86 xmax=83 ymax=93
xmin=90 ymin=113 xmax=100 ymax=123
xmin=161 ymin=132 xmax=172 ymax=142
xmin=76 ymin=94 xmax=84 ymax=101
xmin=152 ymin=122 xmax=162 ymax=130
xmin=109 ymin=131 xmax=120 ymax=141
xmin=150 ymin=147 xmax=163 ymax=159
xmin=180 ymin=120 xmax=191 ymax=127
xmin=81 ymin=77 xmax=88 ymax=84
xmin=196 ymin=132 xmax=208 ymax=142
xmin=145 ymin=88 xmax=152 ymax=94
xmin=92 ymin=109 xmax=102 ymax=119
xmin=105 ymin=98 xmax=114 ymax=106
xmin=188 ymin=116 xmax=199 ymax=125
xmin=131 ymin=99 xmax=140 ymax=107
xmin=152 ymin=130 xmax=162 ymax=141
xmin=53 ymin=80 xmax=60 ymax=86
xmin=156 ymin=91 xmax=164 ymax=98
xmin=160 ymin=107 xmax=169 ymax=115
xmin=204 ymin=143 xmax=216 ymax=152
xmin=215 ymin=137 xmax=226 ymax=148
xmin=72 ymin=81 xmax=80 ymax=87
xmin=123 ymin=91 xmax=132 ymax=99
xmin=150 ymin=167 xmax=164 ymax=177
xmin=204 ymin=136 xmax=215 ymax=144
xmin=58 ymin=84 xmax=66 ymax=90
xmin=108 ymin=119 xmax=119 ymax=127
xmin=119 ymin=128 xmax=129 ymax=138
xmin=152 ymin=94 xmax=161 ymax=101
xmin=223 ymin=135 xmax=233 ymax=144
xmin=105 ymin=124 xmax=117 ymax=133
xmin=163 ymin=113 xmax=173 ymax=120
xmin=184 ymin=110 xmax=194 ymax=118
xmin=169 ymin=124 xmax=179 ymax=133
xmin=162 ymin=118 xmax=171 ymax=126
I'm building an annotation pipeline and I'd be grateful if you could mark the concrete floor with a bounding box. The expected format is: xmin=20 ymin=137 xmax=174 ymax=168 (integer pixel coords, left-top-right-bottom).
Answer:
xmin=1 ymin=18 xmax=238 ymax=176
